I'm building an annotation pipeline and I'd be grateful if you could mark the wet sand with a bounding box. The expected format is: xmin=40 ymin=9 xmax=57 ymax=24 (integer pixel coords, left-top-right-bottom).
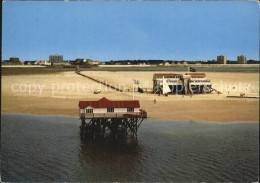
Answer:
xmin=1 ymin=70 xmax=259 ymax=122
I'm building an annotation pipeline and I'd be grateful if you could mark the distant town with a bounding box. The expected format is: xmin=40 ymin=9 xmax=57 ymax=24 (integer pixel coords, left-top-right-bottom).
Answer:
xmin=1 ymin=54 xmax=259 ymax=67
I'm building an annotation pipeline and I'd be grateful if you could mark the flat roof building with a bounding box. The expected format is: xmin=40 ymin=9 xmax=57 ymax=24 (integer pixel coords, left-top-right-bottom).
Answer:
xmin=217 ymin=55 xmax=227 ymax=64
xmin=49 ymin=55 xmax=63 ymax=64
xmin=238 ymin=55 xmax=247 ymax=64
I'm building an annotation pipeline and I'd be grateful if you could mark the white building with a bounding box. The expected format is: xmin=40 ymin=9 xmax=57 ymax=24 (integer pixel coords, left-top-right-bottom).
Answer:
xmin=185 ymin=73 xmax=212 ymax=93
xmin=153 ymin=73 xmax=212 ymax=94
xmin=79 ymin=97 xmax=142 ymax=118
xmin=153 ymin=73 xmax=183 ymax=94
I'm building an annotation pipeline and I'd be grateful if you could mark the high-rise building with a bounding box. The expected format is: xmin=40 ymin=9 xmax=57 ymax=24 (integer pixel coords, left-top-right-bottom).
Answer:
xmin=237 ymin=55 xmax=247 ymax=64
xmin=217 ymin=55 xmax=227 ymax=64
xmin=49 ymin=55 xmax=63 ymax=64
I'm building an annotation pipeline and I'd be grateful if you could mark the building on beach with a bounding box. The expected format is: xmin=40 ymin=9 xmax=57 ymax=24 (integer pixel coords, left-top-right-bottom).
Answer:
xmin=79 ymin=97 xmax=147 ymax=139
xmin=153 ymin=73 xmax=183 ymax=94
xmin=237 ymin=55 xmax=247 ymax=64
xmin=185 ymin=73 xmax=212 ymax=93
xmin=217 ymin=55 xmax=227 ymax=64
xmin=153 ymin=73 xmax=212 ymax=94
xmin=79 ymin=97 xmax=144 ymax=118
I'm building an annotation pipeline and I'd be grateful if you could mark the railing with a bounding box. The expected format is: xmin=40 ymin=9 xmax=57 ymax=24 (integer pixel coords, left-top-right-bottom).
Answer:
xmin=80 ymin=111 xmax=147 ymax=119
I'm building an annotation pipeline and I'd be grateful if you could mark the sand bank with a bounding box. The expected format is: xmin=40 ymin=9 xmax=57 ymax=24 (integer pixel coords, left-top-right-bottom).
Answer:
xmin=1 ymin=71 xmax=259 ymax=122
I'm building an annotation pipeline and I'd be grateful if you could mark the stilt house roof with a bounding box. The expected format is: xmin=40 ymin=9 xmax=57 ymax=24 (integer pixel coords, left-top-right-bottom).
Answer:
xmin=79 ymin=97 xmax=140 ymax=109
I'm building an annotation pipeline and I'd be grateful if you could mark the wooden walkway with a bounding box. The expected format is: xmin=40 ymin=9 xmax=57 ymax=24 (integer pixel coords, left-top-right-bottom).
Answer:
xmin=76 ymin=71 xmax=123 ymax=92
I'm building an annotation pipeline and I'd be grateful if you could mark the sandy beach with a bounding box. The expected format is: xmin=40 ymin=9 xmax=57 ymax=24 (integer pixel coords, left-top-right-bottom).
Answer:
xmin=1 ymin=70 xmax=259 ymax=122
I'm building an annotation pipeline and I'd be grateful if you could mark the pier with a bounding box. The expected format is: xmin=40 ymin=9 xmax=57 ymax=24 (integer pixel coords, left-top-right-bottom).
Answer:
xmin=79 ymin=97 xmax=147 ymax=139
xmin=76 ymin=71 xmax=123 ymax=92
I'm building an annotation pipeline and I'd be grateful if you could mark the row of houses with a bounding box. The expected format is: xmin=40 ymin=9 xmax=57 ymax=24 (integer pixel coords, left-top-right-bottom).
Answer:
xmin=2 ymin=55 xmax=255 ymax=66
xmin=2 ymin=58 xmax=100 ymax=66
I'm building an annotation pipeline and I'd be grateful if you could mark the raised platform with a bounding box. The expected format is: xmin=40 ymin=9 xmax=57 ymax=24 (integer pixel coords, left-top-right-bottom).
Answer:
xmin=79 ymin=111 xmax=147 ymax=140
xmin=80 ymin=112 xmax=147 ymax=119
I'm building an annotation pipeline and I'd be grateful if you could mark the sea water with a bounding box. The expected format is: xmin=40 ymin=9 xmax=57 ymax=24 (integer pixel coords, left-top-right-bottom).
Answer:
xmin=1 ymin=113 xmax=259 ymax=182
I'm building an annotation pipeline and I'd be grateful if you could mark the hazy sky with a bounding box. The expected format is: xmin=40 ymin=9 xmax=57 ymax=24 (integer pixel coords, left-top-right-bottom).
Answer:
xmin=2 ymin=1 xmax=259 ymax=61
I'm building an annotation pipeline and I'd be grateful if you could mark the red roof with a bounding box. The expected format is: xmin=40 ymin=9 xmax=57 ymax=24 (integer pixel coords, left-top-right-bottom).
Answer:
xmin=185 ymin=73 xmax=206 ymax=76
xmin=79 ymin=97 xmax=140 ymax=109
xmin=154 ymin=73 xmax=182 ymax=77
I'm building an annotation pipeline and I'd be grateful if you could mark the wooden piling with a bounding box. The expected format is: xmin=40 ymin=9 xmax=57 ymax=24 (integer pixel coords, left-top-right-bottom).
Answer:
xmin=80 ymin=114 xmax=146 ymax=140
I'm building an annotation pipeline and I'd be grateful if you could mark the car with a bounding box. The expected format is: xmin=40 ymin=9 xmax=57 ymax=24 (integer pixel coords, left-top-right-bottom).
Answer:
xmin=94 ymin=89 xmax=101 ymax=94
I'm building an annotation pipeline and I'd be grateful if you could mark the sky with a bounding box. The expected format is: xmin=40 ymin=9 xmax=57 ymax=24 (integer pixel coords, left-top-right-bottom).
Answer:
xmin=2 ymin=1 xmax=259 ymax=61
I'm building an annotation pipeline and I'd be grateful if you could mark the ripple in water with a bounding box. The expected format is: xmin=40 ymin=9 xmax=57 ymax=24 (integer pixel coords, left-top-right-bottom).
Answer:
xmin=1 ymin=113 xmax=259 ymax=182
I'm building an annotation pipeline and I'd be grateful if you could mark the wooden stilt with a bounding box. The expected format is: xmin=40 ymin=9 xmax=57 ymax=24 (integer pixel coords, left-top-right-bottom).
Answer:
xmin=80 ymin=116 xmax=145 ymax=140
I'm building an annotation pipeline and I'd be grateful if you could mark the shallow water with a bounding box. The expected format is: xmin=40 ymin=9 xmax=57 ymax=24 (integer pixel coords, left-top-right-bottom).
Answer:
xmin=1 ymin=113 xmax=259 ymax=182
xmin=40 ymin=66 xmax=260 ymax=72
